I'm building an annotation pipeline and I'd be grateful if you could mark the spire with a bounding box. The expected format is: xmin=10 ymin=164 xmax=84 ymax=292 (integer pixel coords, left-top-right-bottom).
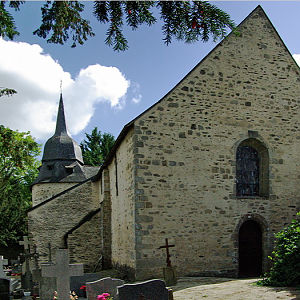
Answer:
xmin=55 ymin=94 xmax=68 ymax=135
xmin=33 ymin=94 xmax=85 ymax=183
xmin=41 ymin=94 xmax=84 ymax=164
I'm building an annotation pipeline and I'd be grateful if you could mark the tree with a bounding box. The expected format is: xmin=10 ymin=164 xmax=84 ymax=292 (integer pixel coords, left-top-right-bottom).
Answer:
xmin=0 ymin=125 xmax=41 ymax=246
xmin=0 ymin=87 xmax=17 ymax=97
xmin=1 ymin=1 xmax=235 ymax=51
xmin=80 ymin=127 xmax=115 ymax=166
xmin=259 ymin=214 xmax=300 ymax=287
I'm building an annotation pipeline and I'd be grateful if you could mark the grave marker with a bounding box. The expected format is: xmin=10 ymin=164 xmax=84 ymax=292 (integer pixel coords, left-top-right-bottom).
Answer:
xmin=0 ymin=256 xmax=10 ymax=300
xmin=118 ymin=279 xmax=171 ymax=300
xmin=19 ymin=236 xmax=34 ymax=291
xmin=86 ymin=277 xmax=124 ymax=300
xmin=159 ymin=239 xmax=177 ymax=286
xmin=0 ymin=256 xmax=8 ymax=277
xmin=41 ymin=249 xmax=83 ymax=300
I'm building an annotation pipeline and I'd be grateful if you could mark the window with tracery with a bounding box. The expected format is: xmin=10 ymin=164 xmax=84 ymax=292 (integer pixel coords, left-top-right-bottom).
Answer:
xmin=236 ymin=146 xmax=260 ymax=196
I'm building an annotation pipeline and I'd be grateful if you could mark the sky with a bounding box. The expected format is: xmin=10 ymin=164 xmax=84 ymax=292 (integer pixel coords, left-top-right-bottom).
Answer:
xmin=1 ymin=1 xmax=300 ymax=152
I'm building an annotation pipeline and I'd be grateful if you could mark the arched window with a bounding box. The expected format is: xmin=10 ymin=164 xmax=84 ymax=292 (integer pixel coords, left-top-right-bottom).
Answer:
xmin=236 ymin=138 xmax=269 ymax=197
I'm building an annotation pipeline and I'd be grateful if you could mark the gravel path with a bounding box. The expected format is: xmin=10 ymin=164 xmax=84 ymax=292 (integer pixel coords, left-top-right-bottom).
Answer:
xmin=171 ymin=277 xmax=300 ymax=300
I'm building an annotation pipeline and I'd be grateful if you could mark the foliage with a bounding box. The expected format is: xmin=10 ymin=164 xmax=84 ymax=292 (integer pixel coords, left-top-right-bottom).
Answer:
xmin=0 ymin=87 xmax=17 ymax=97
xmin=33 ymin=1 xmax=95 ymax=48
xmin=80 ymin=127 xmax=115 ymax=166
xmin=1 ymin=1 xmax=235 ymax=51
xmin=258 ymin=214 xmax=300 ymax=287
xmin=0 ymin=125 xmax=41 ymax=246
xmin=0 ymin=1 xmax=23 ymax=39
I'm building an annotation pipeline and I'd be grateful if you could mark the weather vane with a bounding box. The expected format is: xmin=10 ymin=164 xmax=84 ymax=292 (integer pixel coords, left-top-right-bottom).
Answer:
xmin=60 ymin=79 xmax=63 ymax=94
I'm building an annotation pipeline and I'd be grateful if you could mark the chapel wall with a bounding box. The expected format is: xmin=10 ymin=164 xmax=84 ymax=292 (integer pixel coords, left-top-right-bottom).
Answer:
xmin=67 ymin=210 xmax=102 ymax=272
xmin=28 ymin=180 xmax=100 ymax=268
xmin=131 ymin=8 xmax=300 ymax=279
xmin=108 ymin=128 xmax=137 ymax=278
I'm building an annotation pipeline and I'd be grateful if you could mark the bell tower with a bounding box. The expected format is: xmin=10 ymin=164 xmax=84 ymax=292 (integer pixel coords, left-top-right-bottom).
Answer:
xmin=33 ymin=94 xmax=85 ymax=184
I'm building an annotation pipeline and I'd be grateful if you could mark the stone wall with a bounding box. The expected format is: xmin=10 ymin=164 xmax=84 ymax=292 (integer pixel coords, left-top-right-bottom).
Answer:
xmin=67 ymin=210 xmax=102 ymax=272
xmin=28 ymin=180 xmax=101 ymax=269
xmin=105 ymin=128 xmax=137 ymax=279
xmin=123 ymin=7 xmax=300 ymax=279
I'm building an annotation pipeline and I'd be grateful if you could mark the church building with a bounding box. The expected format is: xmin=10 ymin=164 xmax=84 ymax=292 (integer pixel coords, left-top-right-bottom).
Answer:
xmin=28 ymin=6 xmax=300 ymax=280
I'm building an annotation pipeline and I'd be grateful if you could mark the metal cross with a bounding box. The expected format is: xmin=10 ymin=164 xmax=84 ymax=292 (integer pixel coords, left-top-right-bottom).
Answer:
xmin=159 ymin=238 xmax=175 ymax=267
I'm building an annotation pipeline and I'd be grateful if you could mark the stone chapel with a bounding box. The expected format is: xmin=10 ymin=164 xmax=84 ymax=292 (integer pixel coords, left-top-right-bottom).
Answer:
xmin=28 ymin=5 xmax=300 ymax=280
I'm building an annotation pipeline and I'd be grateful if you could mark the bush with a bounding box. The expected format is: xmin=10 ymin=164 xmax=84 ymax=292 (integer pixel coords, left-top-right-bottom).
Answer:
xmin=260 ymin=214 xmax=300 ymax=287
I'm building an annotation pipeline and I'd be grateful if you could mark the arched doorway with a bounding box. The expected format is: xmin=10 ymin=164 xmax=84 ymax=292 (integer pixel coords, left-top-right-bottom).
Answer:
xmin=239 ymin=220 xmax=262 ymax=277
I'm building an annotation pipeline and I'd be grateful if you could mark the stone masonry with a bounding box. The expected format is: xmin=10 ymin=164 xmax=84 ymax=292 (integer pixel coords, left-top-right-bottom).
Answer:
xmin=96 ymin=6 xmax=300 ymax=280
xmin=30 ymin=6 xmax=300 ymax=281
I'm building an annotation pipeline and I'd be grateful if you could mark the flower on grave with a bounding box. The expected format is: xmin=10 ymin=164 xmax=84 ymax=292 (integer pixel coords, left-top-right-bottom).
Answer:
xmin=70 ymin=291 xmax=78 ymax=300
xmin=97 ymin=293 xmax=113 ymax=300
xmin=53 ymin=291 xmax=78 ymax=300
xmin=53 ymin=291 xmax=58 ymax=300
xmin=80 ymin=285 xmax=87 ymax=292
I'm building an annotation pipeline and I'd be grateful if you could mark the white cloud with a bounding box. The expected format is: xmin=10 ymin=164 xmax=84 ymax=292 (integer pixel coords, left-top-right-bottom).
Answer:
xmin=0 ymin=39 xmax=130 ymax=141
xmin=293 ymin=54 xmax=300 ymax=66
xmin=131 ymin=82 xmax=142 ymax=104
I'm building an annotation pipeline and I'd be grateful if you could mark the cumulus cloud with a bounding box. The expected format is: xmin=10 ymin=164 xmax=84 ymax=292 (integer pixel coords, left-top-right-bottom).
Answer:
xmin=0 ymin=38 xmax=130 ymax=141
xmin=293 ymin=54 xmax=300 ymax=66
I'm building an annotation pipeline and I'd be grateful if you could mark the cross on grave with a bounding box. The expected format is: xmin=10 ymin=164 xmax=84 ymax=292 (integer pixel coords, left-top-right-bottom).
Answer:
xmin=0 ymin=256 xmax=8 ymax=277
xmin=47 ymin=242 xmax=53 ymax=264
xmin=159 ymin=238 xmax=175 ymax=267
xmin=41 ymin=249 xmax=83 ymax=300
xmin=19 ymin=236 xmax=32 ymax=252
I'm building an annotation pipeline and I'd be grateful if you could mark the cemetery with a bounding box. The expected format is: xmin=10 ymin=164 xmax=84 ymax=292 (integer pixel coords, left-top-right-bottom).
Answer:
xmin=4 ymin=4 xmax=300 ymax=300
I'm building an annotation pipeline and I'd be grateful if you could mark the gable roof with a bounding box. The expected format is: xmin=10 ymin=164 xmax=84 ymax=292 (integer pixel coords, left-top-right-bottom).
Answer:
xmin=93 ymin=5 xmax=299 ymax=182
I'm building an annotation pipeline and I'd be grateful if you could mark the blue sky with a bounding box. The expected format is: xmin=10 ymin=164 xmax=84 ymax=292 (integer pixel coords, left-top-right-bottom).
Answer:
xmin=1 ymin=1 xmax=300 ymax=149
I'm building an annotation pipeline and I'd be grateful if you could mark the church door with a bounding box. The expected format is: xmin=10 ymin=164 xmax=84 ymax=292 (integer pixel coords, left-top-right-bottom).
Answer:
xmin=238 ymin=220 xmax=262 ymax=277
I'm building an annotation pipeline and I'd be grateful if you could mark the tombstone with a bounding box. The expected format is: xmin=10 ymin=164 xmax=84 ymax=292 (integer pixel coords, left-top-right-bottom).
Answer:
xmin=118 ymin=279 xmax=170 ymax=300
xmin=159 ymin=239 xmax=177 ymax=286
xmin=86 ymin=277 xmax=124 ymax=300
xmin=41 ymin=249 xmax=83 ymax=300
xmin=70 ymin=273 xmax=103 ymax=297
xmin=19 ymin=236 xmax=34 ymax=291
xmin=0 ymin=256 xmax=10 ymax=300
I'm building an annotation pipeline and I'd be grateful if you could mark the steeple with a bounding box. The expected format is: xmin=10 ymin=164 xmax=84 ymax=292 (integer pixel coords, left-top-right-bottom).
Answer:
xmin=54 ymin=93 xmax=68 ymax=135
xmin=34 ymin=94 xmax=85 ymax=183
xmin=42 ymin=94 xmax=83 ymax=164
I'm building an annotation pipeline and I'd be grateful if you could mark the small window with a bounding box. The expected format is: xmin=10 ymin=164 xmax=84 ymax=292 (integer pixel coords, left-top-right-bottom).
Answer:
xmin=236 ymin=146 xmax=259 ymax=196
xmin=235 ymin=138 xmax=269 ymax=197
xmin=47 ymin=164 xmax=54 ymax=170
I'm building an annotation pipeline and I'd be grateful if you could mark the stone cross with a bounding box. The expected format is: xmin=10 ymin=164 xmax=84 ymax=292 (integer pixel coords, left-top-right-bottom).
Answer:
xmin=19 ymin=236 xmax=32 ymax=252
xmin=159 ymin=238 xmax=175 ymax=267
xmin=41 ymin=249 xmax=83 ymax=300
xmin=0 ymin=256 xmax=8 ymax=277
xmin=47 ymin=242 xmax=53 ymax=264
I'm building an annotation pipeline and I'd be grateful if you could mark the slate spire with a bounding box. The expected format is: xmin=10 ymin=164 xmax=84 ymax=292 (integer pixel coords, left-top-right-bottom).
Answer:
xmin=34 ymin=94 xmax=85 ymax=183
xmin=54 ymin=93 xmax=68 ymax=135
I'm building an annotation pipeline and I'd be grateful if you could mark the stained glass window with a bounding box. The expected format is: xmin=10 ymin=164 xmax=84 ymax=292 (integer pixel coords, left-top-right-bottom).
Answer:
xmin=236 ymin=146 xmax=259 ymax=196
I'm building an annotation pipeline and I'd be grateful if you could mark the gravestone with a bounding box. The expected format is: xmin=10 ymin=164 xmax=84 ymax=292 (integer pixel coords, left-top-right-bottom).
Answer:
xmin=41 ymin=249 xmax=83 ymax=300
xmin=19 ymin=236 xmax=34 ymax=291
xmin=159 ymin=239 xmax=177 ymax=286
xmin=86 ymin=277 xmax=124 ymax=300
xmin=118 ymin=279 xmax=170 ymax=300
xmin=70 ymin=273 xmax=103 ymax=297
xmin=0 ymin=256 xmax=10 ymax=300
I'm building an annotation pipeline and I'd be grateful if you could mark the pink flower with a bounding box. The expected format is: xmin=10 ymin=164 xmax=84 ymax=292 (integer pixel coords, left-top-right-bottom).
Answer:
xmin=97 ymin=293 xmax=111 ymax=300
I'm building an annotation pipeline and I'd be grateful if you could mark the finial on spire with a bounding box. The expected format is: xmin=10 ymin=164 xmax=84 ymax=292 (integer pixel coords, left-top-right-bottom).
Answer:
xmin=60 ymin=79 xmax=63 ymax=94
